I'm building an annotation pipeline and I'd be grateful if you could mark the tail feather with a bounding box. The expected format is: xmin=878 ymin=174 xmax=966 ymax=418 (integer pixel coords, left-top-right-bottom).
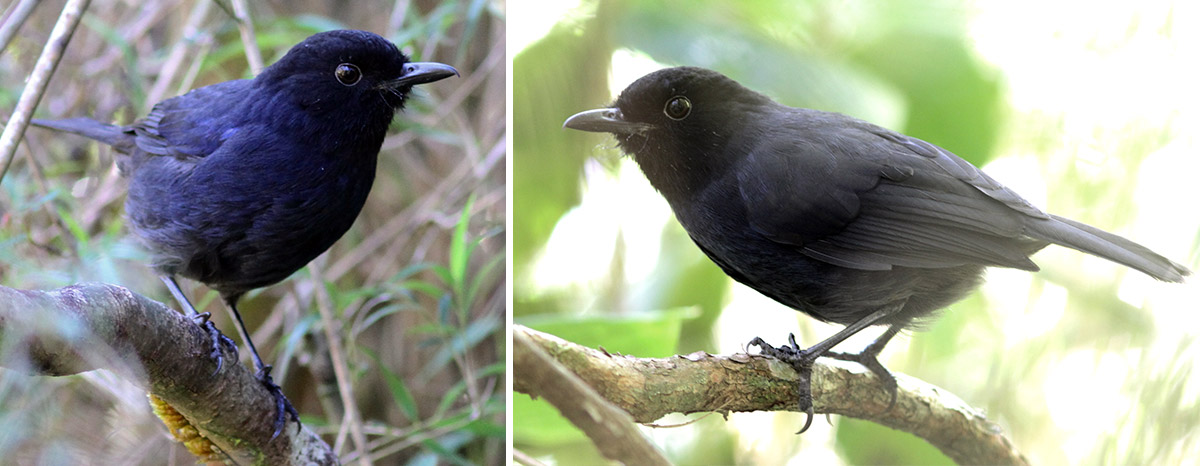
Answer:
xmin=1027 ymin=215 xmax=1190 ymax=282
xmin=30 ymin=118 xmax=132 ymax=151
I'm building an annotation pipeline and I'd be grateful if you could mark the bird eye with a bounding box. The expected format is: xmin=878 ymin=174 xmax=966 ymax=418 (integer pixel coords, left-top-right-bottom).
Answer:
xmin=335 ymin=63 xmax=362 ymax=86
xmin=663 ymin=96 xmax=691 ymax=120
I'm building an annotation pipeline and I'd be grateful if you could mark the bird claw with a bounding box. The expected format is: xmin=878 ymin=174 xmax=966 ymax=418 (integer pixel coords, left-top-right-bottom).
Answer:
xmin=190 ymin=312 xmax=237 ymax=376
xmin=824 ymin=348 xmax=899 ymax=414
xmin=256 ymin=365 xmax=300 ymax=440
xmin=750 ymin=334 xmax=817 ymax=433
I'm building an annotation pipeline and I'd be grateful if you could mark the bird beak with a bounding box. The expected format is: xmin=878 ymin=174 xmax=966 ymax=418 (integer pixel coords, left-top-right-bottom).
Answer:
xmin=380 ymin=62 xmax=459 ymax=89
xmin=563 ymin=108 xmax=653 ymax=135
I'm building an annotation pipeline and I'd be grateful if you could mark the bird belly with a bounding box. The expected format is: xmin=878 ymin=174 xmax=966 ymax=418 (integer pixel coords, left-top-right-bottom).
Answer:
xmin=125 ymin=153 xmax=375 ymax=297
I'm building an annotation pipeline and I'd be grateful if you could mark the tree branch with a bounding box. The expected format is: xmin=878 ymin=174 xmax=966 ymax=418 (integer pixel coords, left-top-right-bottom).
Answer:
xmin=512 ymin=323 xmax=670 ymax=465
xmin=0 ymin=283 xmax=337 ymax=465
xmin=0 ymin=0 xmax=89 ymax=182
xmin=514 ymin=324 xmax=1028 ymax=465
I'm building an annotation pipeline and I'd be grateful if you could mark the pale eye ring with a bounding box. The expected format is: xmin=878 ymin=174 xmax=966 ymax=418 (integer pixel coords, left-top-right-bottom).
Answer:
xmin=663 ymin=96 xmax=691 ymax=120
xmin=335 ymin=63 xmax=362 ymax=86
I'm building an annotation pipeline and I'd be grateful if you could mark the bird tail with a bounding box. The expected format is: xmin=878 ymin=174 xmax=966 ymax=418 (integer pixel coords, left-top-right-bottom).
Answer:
xmin=1026 ymin=215 xmax=1191 ymax=282
xmin=30 ymin=118 xmax=131 ymax=149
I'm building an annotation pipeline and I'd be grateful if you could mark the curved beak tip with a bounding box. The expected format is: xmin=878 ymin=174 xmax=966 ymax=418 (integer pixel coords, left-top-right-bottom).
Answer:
xmin=563 ymin=108 xmax=650 ymax=135
xmin=390 ymin=62 xmax=459 ymax=88
xmin=563 ymin=108 xmax=618 ymax=130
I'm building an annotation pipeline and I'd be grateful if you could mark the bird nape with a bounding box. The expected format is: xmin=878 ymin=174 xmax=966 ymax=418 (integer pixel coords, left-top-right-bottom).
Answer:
xmin=31 ymin=29 xmax=457 ymax=439
xmin=564 ymin=66 xmax=1190 ymax=432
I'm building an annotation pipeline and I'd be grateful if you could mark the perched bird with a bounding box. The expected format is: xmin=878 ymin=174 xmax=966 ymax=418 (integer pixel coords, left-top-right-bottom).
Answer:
xmin=564 ymin=66 xmax=1190 ymax=431
xmin=32 ymin=29 xmax=457 ymax=437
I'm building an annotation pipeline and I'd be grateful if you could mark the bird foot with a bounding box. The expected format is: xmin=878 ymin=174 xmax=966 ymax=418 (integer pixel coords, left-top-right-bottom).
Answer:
xmin=256 ymin=365 xmax=301 ymax=440
xmin=824 ymin=346 xmax=899 ymax=413
xmin=749 ymin=333 xmax=818 ymax=433
xmin=190 ymin=312 xmax=237 ymax=375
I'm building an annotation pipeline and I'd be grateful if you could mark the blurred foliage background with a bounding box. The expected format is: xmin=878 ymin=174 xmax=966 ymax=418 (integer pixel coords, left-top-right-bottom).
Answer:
xmin=1 ymin=0 xmax=504 ymax=463
xmin=513 ymin=0 xmax=1199 ymax=464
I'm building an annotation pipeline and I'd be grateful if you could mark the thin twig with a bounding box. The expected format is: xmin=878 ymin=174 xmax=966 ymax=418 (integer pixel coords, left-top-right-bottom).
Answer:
xmin=338 ymin=411 xmax=476 ymax=464
xmin=0 ymin=0 xmax=40 ymax=51
xmin=0 ymin=0 xmax=91 ymax=184
xmin=175 ymin=36 xmax=214 ymax=96
xmin=145 ymin=0 xmax=213 ymax=109
xmin=310 ymin=261 xmax=371 ymax=464
xmin=228 ymin=0 xmax=263 ymax=74
xmin=18 ymin=142 xmax=78 ymax=256
xmin=78 ymin=0 xmax=176 ymax=78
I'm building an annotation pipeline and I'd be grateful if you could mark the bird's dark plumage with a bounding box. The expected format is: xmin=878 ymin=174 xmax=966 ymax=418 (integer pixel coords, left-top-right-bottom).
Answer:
xmin=564 ymin=66 xmax=1189 ymax=430
xmin=32 ymin=29 xmax=457 ymax=438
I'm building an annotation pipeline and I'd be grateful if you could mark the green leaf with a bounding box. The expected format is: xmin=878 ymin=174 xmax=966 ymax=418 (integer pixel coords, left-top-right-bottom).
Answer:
xmin=277 ymin=313 xmax=318 ymax=381
xmin=419 ymin=314 xmax=501 ymax=380
xmin=391 ymin=279 xmax=445 ymax=299
xmin=432 ymin=379 xmax=469 ymax=420
xmin=448 ymin=195 xmax=475 ymax=299
xmin=355 ymin=302 xmax=416 ymax=336
xmin=416 ymin=431 xmax=474 ymax=466
xmin=54 ymin=206 xmax=89 ymax=246
xmin=363 ymin=347 xmax=420 ymax=423
xmin=464 ymin=251 xmax=504 ymax=314
xmin=79 ymin=15 xmax=144 ymax=107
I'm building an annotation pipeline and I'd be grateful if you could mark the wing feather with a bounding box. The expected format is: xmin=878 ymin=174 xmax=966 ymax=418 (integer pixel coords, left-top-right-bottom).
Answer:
xmin=131 ymin=80 xmax=253 ymax=160
xmin=739 ymin=111 xmax=1048 ymax=271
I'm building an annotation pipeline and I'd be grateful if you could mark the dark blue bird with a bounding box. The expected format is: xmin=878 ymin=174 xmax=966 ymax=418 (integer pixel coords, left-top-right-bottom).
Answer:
xmin=32 ymin=29 xmax=457 ymax=438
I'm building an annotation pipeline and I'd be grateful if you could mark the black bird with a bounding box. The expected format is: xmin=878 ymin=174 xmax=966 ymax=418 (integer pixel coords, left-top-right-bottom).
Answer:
xmin=32 ymin=29 xmax=457 ymax=437
xmin=564 ymin=66 xmax=1190 ymax=432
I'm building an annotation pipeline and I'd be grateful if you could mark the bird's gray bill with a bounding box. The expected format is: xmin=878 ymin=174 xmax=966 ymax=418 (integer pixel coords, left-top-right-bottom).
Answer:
xmin=563 ymin=108 xmax=653 ymax=135
xmin=383 ymin=62 xmax=459 ymax=88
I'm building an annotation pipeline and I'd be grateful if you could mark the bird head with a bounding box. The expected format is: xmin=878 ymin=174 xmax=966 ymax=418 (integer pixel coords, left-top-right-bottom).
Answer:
xmin=564 ymin=66 xmax=775 ymax=198
xmin=259 ymin=30 xmax=458 ymax=120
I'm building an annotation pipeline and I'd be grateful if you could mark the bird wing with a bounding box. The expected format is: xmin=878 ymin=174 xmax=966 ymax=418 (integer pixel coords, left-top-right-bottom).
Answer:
xmin=738 ymin=116 xmax=1048 ymax=271
xmin=130 ymin=80 xmax=252 ymax=159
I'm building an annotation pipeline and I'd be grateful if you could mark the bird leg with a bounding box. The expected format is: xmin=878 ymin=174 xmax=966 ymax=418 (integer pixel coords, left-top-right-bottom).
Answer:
xmin=223 ymin=297 xmax=300 ymax=440
xmin=160 ymin=276 xmax=235 ymax=374
xmin=823 ymin=321 xmax=907 ymax=413
xmin=749 ymin=303 xmax=902 ymax=433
